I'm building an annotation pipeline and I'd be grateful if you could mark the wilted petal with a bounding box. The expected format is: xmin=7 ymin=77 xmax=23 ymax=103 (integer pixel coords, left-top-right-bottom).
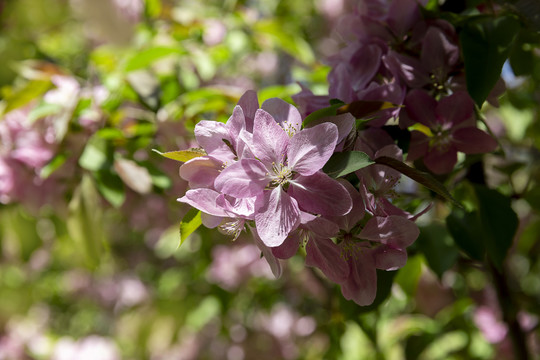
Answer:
xmin=453 ymin=128 xmax=498 ymax=154
xmin=214 ymin=159 xmax=268 ymax=198
xmin=177 ymin=188 xmax=228 ymax=217
xmin=255 ymin=187 xmax=301 ymax=247
xmin=252 ymin=226 xmax=282 ymax=278
xmin=252 ymin=109 xmax=289 ymax=167
xmin=359 ymin=215 xmax=419 ymax=248
xmin=290 ymin=172 xmax=352 ymax=216
xmin=404 ymin=89 xmax=438 ymax=128
xmin=179 ymin=156 xmax=223 ymax=188
xmin=262 ymin=98 xmax=302 ymax=135
xmin=306 ymin=237 xmax=349 ymax=283
xmin=372 ymin=245 xmax=407 ymax=270
xmin=436 ymin=91 xmax=474 ymax=127
xmin=287 ymin=123 xmax=338 ymax=176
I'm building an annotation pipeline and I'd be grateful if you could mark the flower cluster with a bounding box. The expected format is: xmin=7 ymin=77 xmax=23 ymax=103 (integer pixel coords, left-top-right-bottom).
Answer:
xmin=293 ymin=0 xmax=499 ymax=174
xmin=178 ymin=91 xmax=420 ymax=305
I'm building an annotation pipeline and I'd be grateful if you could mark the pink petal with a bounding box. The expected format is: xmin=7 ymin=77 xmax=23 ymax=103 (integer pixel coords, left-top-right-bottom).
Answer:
xmin=453 ymin=127 xmax=498 ymax=154
xmin=287 ymin=123 xmax=338 ymax=176
xmin=359 ymin=215 xmax=419 ymax=248
xmin=237 ymin=90 xmax=259 ymax=132
xmin=252 ymin=226 xmax=282 ymax=278
xmin=304 ymin=216 xmax=340 ymax=239
xmin=406 ymin=131 xmax=429 ymax=162
xmin=262 ymin=98 xmax=302 ymax=135
xmin=404 ymin=89 xmax=438 ymax=128
xmin=289 ymin=172 xmax=352 ymax=216
xmin=349 ymin=44 xmax=382 ymax=91
xmin=179 ymin=156 xmax=223 ymax=188
xmin=194 ymin=121 xmax=235 ymax=162
xmin=372 ymin=245 xmax=407 ymax=270
xmin=421 ymin=27 xmax=459 ymax=77
xmin=271 ymin=231 xmax=301 ymax=259
xmin=252 ymin=109 xmax=289 ymax=167
xmin=436 ymin=91 xmax=474 ymax=127
xmin=177 ymin=189 xmax=228 ymax=217
xmin=255 ymin=187 xmax=301 ymax=247
xmin=214 ymin=159 xmax=268 ymax=198
xmin=216 ymin=195 xmax=256 ymax=219
xmin=340 ymin=248 xmax=377 ymax=306
xmin=326 ymin=179 xmax=365 ymax=232
xmin=201 ymin=213 xmax=223 ymax=228
xmin=226 ymin=105 xmax=246 ymax=141
xmin=306 ymin=237 xmax=349 ymax=283
xmin=306 ymin=113 xmax=355 ymax=148
xmin=423 ymin=146 xmax=457 ymax=174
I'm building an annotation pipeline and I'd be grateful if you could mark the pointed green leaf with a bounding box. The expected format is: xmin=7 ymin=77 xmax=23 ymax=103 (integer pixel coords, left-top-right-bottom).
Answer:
xmin=322 ymin=151 xmax=373 ymax=178
xmin=179 ymin=208 xmax=202 ymax=247
xmin=302 ymin=102 xmax=344 ymax=128
xmin=152 ymin=148 xmax=206 ymax=162
xmin=2 ymin=80 xmax=53 ymax=114
xmin=374 ymin=156 xmax=463 ymax=208
xmin=446 ymin=209 xmax=485 ymax=261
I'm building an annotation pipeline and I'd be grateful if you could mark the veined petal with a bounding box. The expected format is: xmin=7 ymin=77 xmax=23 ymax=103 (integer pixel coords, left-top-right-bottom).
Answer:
xmin=238 ymin=90 xmax=259 ymax=132
xmin=177 ymin=188 xmax=228 ymax=217
xmin=255 ymin=187 xmax=301 ymax=247
xmin=227 ymin=105 xmax=246 ymax=140
xmin=201 ymin=213 xmax=224 ymax=228
xmin=287 ymin=123 xmax=338 ymax=176
xmin=289 ymin=172 xmax=352 ymax=217
xmin=436 ymin=91 xmax=474 ymax=127
xmin=262 ymin=98 xmax=302 ymax=136
xmin=306 ymin=237 xmax=349 ymax=283
xmin=216 ymin=195 xmax=256 ymax=219
xmin=252 ymin=109 xmax=289 ymax=167
xmin=340 ymin=248 xmax=377 ymax=306
xmin=214 ymin=159 xmax=268 ymax=198
xmin=179 ymin=156 xmax=223 ymax=188
xmin=359 ymin=215 xmax=419 ymax=248
xmin=305 ymin=113 xmax=355 ymax=149
xmin=194 ymin=121 xmax=235 ymax=161
xmin=404 ymin=89 xmax=438 ymax=128
xmin=423 ymin=146 xmax=457 ymax=174
xmin=272 ymin=231 xmax=301 ymax=259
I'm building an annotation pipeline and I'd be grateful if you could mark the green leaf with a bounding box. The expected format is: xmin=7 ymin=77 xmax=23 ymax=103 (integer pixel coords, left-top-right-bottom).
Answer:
xmin=67 ymin=175 xmax=106 ymax=269
xmin=179 ymin=208 xmax=202 ymax=248
xmin=416 ymin=223 xmax=459 ymax=279
xmin=446 ymin=209 xmax=485 ymax=261
xmin=474 ymin=185 xmax=518 ymax=270
xmin=152 ymin=148 xmax=206 ymax=162
xmin=79 ymin=134 xmax=110 ymax=171
xmin=322 ymin=151 xmax=374 ymax=178
xmin=124 ymin=47 xmax=184 ymax=72
xmin=2 ymin=80 xmax=53 ymax=114
xmin=302 ymin=102 xmax=343 ymax=128
xmin=28 ymin=102 xmax=62 ymax=123
xmin=40 ymin=153 xmax=68 ymax=179
xmin=395 ymin=255 xmax=423 ymax=296
xmin=93 ymin=170 xmax=125 ymax=208
xmin=374 ymin=156 xmax=462 ymax=208
xmin=460 ymin=15 xmax=520 ymax=106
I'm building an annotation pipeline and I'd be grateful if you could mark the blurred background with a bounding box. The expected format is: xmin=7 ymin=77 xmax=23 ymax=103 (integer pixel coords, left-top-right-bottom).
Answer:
xmin=0 ymin=0 xmax=539 ymax=359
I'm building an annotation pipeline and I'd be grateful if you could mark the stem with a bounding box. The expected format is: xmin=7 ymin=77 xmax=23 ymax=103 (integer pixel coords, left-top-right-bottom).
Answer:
xmin=489 ymin=261 xmax=530 ymax=360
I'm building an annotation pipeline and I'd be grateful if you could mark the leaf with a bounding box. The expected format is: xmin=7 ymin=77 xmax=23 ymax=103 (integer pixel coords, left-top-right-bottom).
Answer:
xmin=374 ymin=156 xmax=463 ymax=208
xmin=114 ymin=158 xmax=153 ymax=194
xmin=2 ymin=80 xmax=52 ymax=114
xmin=460 ymin=15 xmax=520 ymax=106
xmin=395 ymin=255 xmax=423 ymax=296
xmin=152 ymin=148 xmax=206 ymax=162
xmin=474 ymin=185 xmax=518 ymax=270
xmin=67 ymin=175 xmax=106 ymax=269
xmin=416 ymin=223 xmax=459 ymax=279
xmin=179 ymin=208 xmax=202 ymax=248
xmin=40 ymin=153 xmax=68 ymax=179
xmin=79 ymin=134 xmax=110 ymax=171
xmin=93 ymin=170 xmax=126 ymax=208
xmin=322 ymin=151 xmax=374 ymax=178
xmin=124 ymin=47 xmax=184 ymax=72
xmin=446 ymin=209 xmax=485 ymax=261
xmin=302 ymin=102 xmax=344 ymax=128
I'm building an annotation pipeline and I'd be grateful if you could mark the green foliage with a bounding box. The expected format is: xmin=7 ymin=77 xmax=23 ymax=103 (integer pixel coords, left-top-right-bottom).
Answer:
xmin=179 ymin=208 xmax=202 ymax=248
xmin=322 ymin=151 xmax=374 ymax=178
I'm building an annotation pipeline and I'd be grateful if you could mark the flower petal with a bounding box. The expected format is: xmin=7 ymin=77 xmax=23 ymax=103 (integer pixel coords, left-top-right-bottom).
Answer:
xmin=289 ymin=172 xmax=352 ymax=216
xmin=453 ymin=127 xmax=498 ymax=154
xmin=372 ymin=245 xmax=407 ymax=270
xmin=179 ymin=156 xmax=223 ymax=188
xmin=237 ymin=90 xmax=259 ymax=132
xmin=214 ymin=159 xmax=268 ymax=198
xmin=271 ymin=231 xmax=301 ymax=259
xmin=436 ymin=91 xmax=474 ymax=127
xmin=404 ymin=89 xmax=438 ymax=128
xmin=262 ymin=98 xmax=302 ymax=136
xmin=252 ymin=109 xmax=289 ymax=167
xmin=255 ymin=187 xmax=301 ymax=247
xmin=251 ymin=226 xmax=282 ymax=278
xmin=287 ymin=123 xmax=338 ymax=176
xmin=194 ymin=121 xmax=235 ymax=162
xmin=359 ymin=215 xmax=419 ymax=248
xmin=177 ymin=188 xmax=228 ymax=217
xmin=423 ymin=146 xmax=457 ymax=174
xmin=340 ymin=248 xmax=377 ymax=306
xmin=306 ymin=237 xmax=349 ymax=283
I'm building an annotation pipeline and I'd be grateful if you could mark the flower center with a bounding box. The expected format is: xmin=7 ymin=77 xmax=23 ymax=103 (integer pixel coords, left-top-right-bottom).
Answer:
xmin=269 ymin=161 xmax=293 ymax=187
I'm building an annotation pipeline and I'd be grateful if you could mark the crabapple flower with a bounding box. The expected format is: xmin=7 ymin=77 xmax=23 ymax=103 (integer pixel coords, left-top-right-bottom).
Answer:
xmin=214 ymin=108 xmax=352 ymax=247
xmin=405 ymin=90 xmax=498 ymax=174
